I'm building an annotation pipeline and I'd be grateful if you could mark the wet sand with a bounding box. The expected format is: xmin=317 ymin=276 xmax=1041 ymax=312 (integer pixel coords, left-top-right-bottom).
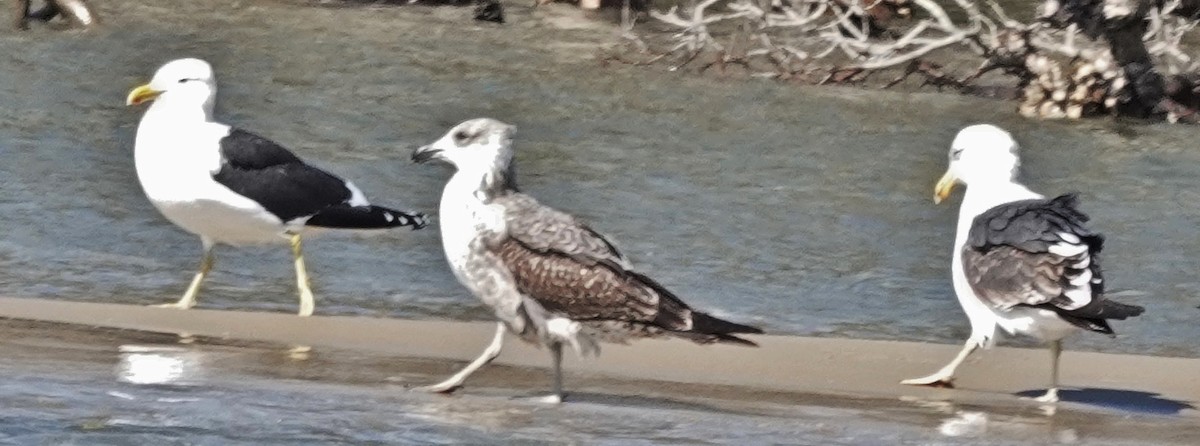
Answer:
xmin=8 ymin=317 xmax=1198 ymax=445
xmin=1 ymin=296 xmax=1196 ymax=421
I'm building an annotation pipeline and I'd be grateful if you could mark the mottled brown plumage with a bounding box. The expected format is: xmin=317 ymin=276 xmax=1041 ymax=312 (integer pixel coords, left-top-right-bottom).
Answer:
xmin=495 ymin=238 xmax=658 ymax=322
xmin=493 ymin=193 xmax=628 ymax=268
xmin=490 ymin=192 xmax=757 ymax=345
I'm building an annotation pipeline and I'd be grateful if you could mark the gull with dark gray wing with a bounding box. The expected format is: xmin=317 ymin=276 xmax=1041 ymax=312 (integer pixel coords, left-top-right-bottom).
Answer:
xmin=125 ymin=58 xmax=427 ymax=316
xmin=900 ymin=124 xmax=1144 ymax=403
xmin=412 ymin=118 xmax=762 ymax=402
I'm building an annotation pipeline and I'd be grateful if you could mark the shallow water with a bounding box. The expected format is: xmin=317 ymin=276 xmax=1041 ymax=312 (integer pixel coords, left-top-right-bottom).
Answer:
xmin=2 ymin=319 xmax=1196 ymax=445
xmin=0 ymin=0 xmax=1198 ymax=359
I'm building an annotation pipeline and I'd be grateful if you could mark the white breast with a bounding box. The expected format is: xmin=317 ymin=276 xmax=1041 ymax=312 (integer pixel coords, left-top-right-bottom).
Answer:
xmin=437 ymin=174 xmax=505 ymax=285
xmin=134 ymin=116 xmax=285 ymax=245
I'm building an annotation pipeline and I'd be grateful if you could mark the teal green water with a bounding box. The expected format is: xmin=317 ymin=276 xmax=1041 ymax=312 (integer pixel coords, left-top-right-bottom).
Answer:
xmin=0 ymin=0 xmax=1196 ymax=360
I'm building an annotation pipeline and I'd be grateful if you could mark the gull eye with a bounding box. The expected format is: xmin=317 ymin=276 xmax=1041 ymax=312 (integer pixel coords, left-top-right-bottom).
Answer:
xmin=951 ymin=148 xmax=964 ymax=160
xmin=453 ymin=130 xmax=469 ymax=142
xmin=178 ymin=78 xmax=189 ymax=84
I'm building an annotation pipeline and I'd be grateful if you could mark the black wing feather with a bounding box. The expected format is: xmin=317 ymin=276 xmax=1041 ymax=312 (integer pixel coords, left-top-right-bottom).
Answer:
xmin=213 ymin=129 xmax=353 ymax=223
xmin=967 ymin=194 xmax=1102 ymax=255
xmin=963 ymin=194 xmax=1142 ymax=333
xmin=214 ymin=129 xmax=428 ymax=229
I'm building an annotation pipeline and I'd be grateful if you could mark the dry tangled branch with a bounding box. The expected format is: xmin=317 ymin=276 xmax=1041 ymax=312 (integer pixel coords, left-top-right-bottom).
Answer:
xmin=629 ymin=0 xmax=1200 ymax=123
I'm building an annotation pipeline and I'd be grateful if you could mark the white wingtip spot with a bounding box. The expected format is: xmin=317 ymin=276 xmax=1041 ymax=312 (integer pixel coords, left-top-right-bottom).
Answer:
xmin=1071 ymin=256 xmax=1091 ymax=269
xmin=1048 ymin=242 xmax=1088 ymax=257
xmin=1063 ymin=287 xmax=1093 ymax=309
xmin=1069 ymin=269 xmax=1093 ymax=286
xmin=384 ymin=213 xmax=395 ymax=223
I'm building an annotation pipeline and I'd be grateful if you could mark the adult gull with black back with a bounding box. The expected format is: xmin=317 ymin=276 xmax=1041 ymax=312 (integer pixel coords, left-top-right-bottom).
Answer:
xmin=126 ymin=58 xmax=427 ymax=316
xmin=901 ymin=124 xmax=1144 ymax=402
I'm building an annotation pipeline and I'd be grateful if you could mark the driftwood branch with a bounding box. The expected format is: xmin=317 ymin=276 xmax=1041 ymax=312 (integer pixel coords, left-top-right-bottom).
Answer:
xmin=635 ymin=0 xmax=1200 ymax=123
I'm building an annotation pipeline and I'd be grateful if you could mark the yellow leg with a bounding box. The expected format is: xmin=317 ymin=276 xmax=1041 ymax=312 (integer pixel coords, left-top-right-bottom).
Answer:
xmin=157 ymin=239 xmax=215 ymax=310
xmin=290 ymin=234 xmax=316 ymax=317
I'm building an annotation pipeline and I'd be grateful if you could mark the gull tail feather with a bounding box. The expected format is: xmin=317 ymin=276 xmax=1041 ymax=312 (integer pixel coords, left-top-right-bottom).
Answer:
xmin=634 ymin=270 xmax=763 ymax=347
xmin=306 ymin=205 xmax=428 ymax=230
xmin=1037 ymin=299 xmax=1145 ymax=335
xmin=685 ymin=312 xmax=763 ymax=346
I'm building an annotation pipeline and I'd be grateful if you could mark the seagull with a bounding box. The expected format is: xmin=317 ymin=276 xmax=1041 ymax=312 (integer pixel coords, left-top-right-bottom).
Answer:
xmin=411 ymin=118 xmax=763 ymax=402
xmin=901 ymin=124 xmax=1144 ymax=402
xmin=125 ymin=58 xmax=427 ymax=316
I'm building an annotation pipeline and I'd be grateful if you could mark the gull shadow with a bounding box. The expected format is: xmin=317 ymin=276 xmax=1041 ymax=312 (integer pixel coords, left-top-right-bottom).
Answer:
xmin=1015 ymin=388 xmax=1195 ymax=415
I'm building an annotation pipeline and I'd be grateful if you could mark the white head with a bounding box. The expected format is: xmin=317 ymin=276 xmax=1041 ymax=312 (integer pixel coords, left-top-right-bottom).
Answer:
xmin=412 ymin=118 xmax=517 ymax=175
xmin=125 ymin=58 xmax=217 ymax=117
xmin=934 ymin=124 xmax=1022 ymax=204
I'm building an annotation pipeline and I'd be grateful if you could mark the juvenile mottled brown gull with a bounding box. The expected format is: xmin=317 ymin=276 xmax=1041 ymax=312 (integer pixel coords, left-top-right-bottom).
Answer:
xmin=411 ymin=118 xmax=763 ymax=402
xmin=126 ymin=58 xmax=427 ymax=316
xmin=901 ymin=124 xmax=1144 ymax=402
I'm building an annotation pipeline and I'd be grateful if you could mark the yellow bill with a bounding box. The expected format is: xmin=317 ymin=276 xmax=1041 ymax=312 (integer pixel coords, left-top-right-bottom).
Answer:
xmin=126 ymin=84 xmax=161 ymax=106
xmin=934 ymin=170 xmax=956 ymax=204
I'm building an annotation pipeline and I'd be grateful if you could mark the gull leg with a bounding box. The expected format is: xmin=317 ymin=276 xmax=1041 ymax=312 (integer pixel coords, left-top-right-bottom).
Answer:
xmin=901 ymin=339 xmax=979 ymax=388
xmin=414 ymin=322 xmax=506 ymax=394
xmin=1034 ymin=340 xmax=1062 ymax=403
xmin=14 ymin=0 xmax=31 ymax=30
xmin=157 ymin=238 xmax=215 ymax=310
xmin=552 ymin=342 xmax=564 ymax=398
xmin=534 ymin=342 xmax=565 ymax=404
xmin=290 ymin=233 xmax=316 ymax=317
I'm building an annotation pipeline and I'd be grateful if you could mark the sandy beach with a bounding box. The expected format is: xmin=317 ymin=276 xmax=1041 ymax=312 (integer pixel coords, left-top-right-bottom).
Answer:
xmin=0 ymin=296 xmax=1196 ymax=444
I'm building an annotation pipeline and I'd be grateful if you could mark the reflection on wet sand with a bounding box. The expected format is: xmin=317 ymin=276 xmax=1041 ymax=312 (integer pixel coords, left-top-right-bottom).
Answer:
xmin=287 ymin=345 xmax=313 ymax=361
xmin=937 ymin=411 xmax=988 ymax=438
xmin=903 ymin=396 xmax=1086 ymax=444
xmin=116 ymin=345 xmax=204 ymax=386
